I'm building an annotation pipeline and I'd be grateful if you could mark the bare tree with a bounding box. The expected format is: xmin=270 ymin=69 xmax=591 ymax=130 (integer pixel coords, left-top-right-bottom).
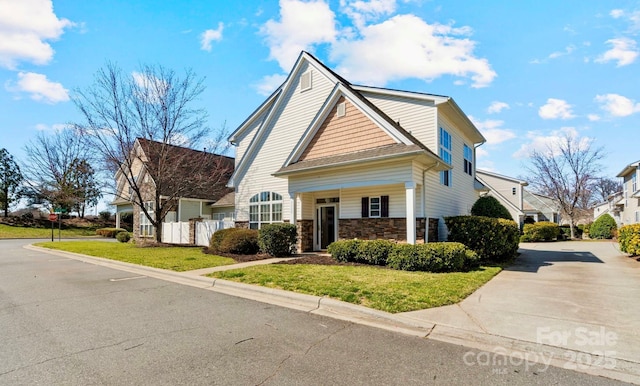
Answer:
xmin=22 ymin=128 xmax=98 ymax=214
xmin=0 ymin=148 xmax=23 ymax=217
xmin=526 ymin=132 xmax=605 ymax=238
xmin=592 ymin=177 xmax=622 ymax=203
xmin=72 ymin=63 xmax=231 ymax=242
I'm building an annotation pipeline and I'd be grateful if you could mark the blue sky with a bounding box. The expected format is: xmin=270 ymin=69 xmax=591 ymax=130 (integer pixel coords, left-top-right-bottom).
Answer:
xmin=1 ymin=0 xmax=639 ymax=207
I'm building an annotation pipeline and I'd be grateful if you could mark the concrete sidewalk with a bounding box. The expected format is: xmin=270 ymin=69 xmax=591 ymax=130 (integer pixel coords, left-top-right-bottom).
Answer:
xmin=25 ymin=242 xmax=640 ymax=384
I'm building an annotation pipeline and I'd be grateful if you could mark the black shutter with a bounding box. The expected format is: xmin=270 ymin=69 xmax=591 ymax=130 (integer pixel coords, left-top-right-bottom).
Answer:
xmin=361 ymin=197 xmax=369 ymax=218
xmin=381 ymin=195 xmax=389 ymax=217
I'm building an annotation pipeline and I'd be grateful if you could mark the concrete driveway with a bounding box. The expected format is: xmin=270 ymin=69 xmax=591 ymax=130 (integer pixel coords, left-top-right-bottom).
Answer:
xmin=402 ymin=241 xmax=640 ymax=381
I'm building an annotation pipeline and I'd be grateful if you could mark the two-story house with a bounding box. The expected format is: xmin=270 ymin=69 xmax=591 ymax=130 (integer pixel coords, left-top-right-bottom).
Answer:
xmin=616 ymin=160 xmax=640 ymax=225
xmin=227 ymin=51 xmax=488 ymax=252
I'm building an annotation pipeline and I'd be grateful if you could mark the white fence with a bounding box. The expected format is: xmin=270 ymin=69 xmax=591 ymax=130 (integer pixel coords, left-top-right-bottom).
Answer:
xmin=161 ymin=220 xmax=235 ymax=246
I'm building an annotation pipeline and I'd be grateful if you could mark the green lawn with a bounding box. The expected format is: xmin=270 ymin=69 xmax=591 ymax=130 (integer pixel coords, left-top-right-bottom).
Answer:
xmin=35 ymin=241 xmax=236 ymax=271
xmin=209 ymin=264 xmax=501 ymax=313
xmin=0 ymin=223 xmax=98 ymax=238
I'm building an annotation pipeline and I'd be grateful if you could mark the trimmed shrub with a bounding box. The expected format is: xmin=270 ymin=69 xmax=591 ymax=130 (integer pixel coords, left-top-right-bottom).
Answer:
xmin=209 ymin=228 xmax=259 ymax=254
xmin=589 ymin=214 xmax=617 ymax=239
xmin=358 ymin=239 xmax=395 ymax=265
xmin=619 ymin=224 xmax=640 ymax=256
xmin=327 ymin=239 xmax=364 ymax=262
xmin=445 ymin=216 xmax=519 ymax=262
xmin=219 ymin=229 xmax=260 ymax=254
xmin=387 ymin=242 xmax=478 ymax=272
xmin=96 ymin=227 xmax=127 ymax=238
xmin=116 ymin=231 xmax=131 ymax=243
xmin=470 ymin=195 xmax=513 ymax=220
xmin=258 ymin=223 xmax=297 ymax=257
xmin=522 ymin=222 xmax=560 ymax=242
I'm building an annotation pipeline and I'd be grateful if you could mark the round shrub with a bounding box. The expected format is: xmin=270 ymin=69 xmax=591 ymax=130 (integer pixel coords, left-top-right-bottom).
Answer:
xmin=96 ymin=227 xmax=127 ymax=238
xmin=589 ymin=214 xmax=617 ymax=239
xmin=258 ymin=223 xmax=297 ymax=257
xmin=209 ymin=228 xmax=238 ymax=253
xmin=327 ymin=239 xmax=363 ymax=262
xmin=219 ymin=229 xmax=260 ymax=254
xmin=387 ymin=242 xmax=477 ymax=272
xmin=116 ymin=231 xmax=131 ymax=243
xmin=358 ymin=239 xmax=395 ymax=265
xmin=471 ymin=195 xmax=513 ymax=220
xmin=445 ymin=216 xmax=519 ymax=263
xmin=522 ymin=222 xmax=560 ymax=241
xmin=619 ymin=224 xmax=640 ymax=256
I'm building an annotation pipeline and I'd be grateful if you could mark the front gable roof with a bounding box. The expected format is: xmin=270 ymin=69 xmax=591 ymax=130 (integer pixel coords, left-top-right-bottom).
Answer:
xmin=616 ymin=160 xmax=640 ymax=178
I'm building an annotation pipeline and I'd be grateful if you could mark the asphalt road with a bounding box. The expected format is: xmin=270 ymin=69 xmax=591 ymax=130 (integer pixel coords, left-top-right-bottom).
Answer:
xmin=0 ymin=239 xmax=625 ymax=385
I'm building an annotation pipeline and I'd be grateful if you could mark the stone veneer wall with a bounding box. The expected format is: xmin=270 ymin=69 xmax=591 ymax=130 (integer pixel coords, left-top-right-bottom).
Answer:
xmin=234 ymin=221 xmax=249 ymax=229
xmin=296 ymin=220 xmax=314 ymax=252
xmin=428 ymin=217 xmax=439 ymax=242
xmin=338 ymin=217 xmax=430 ymax=243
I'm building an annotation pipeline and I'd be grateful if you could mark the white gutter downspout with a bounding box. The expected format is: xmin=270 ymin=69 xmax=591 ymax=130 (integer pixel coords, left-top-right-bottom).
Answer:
xmin=423 ymin=161 xmax=440 ymax=244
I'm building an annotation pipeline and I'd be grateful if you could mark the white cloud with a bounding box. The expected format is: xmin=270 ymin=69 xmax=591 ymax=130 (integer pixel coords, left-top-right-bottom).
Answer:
xmin=548 ymin=45 xmax=576 ymax=59
xmin=487 ymin=101 xmax=509 ymax=114
xmin=6 ymin=71 xmax=69 ymax=103
xmin=513 ymin=127 xmax=591 ymax=159
xmin=260 ymin=1 xmax=496 ymax=88
xmin=595 ymin=38 xmax=638 ymax=67
xmin=595 ymin=93 xmax=640 ymax=117
xmin=261 ymin=0 xmax=337 ymax=71
xmin=254 ymin=73 xmax=287 ymax=96
xmin=475 ymin=147 xmax=489 ymax=159
xmin=469 ymin=117 xmax=516 ymax=145
xmin=200 ymin=22 xmax=224 ymax=51
xmin=538 ymin=98 xmax=575 ymax=120
xmin=0 ymin=0 xmax=74 ymax=69
xmin=330 ymin=14 xmax=496 ymax=87
xmin=34 ymin=123 xmax=68 ymax=132
xmin=609 ymin=8 xmax=640 ymax=31
xmin=587 ymin=114 xmax=601 ymax=121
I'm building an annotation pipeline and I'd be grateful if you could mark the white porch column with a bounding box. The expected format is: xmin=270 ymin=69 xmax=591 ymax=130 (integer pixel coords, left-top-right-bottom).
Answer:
xmin=405 ymin=182 xmax=416 ymax=244
xmin=289 ymin=192 xmax=297 ymax=225
xmin=115 ymin=212 xmax=121 ymax=229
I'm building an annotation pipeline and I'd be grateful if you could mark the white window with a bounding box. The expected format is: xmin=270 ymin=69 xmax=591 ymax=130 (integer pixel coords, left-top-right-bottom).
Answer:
xmin=632 ymin=173 xmax=637 ymax=192
xmin=212 ymin=213 xmax=225 ymax=221
xmin=140 ymin=201 xmax=154 ymax=237
xmin=636 ymin=211 xmax=640 ymax=223
xmin=512 ymin=187 xmax=517 ymax=195
xmin=249 ymin=192 xmax=283 ymax=229
xmin=370 ymin=197 xmax=381 ymax=218
xmin=300 ymin=70 xmax=312 ymax=91
xmin=463 ymin=144 xmax=473 ymax=176
xmin=439 ymin=127 xmax=452 ymax=186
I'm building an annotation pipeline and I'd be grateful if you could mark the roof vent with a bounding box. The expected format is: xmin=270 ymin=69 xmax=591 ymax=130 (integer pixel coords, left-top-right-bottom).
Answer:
xmin=337 ymin=101 xmax=346 ymax=117
xmin=300 ymin=70 xmax=312 ymax=92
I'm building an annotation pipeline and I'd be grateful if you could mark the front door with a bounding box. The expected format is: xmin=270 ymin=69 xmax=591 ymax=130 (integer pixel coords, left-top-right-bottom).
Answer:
xmin=316 ymin=205 xmax=337 ymax=250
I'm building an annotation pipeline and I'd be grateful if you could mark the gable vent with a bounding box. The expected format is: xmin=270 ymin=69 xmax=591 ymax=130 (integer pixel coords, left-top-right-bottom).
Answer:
xmin=300 ymin=70 xmax=312 ymax=91
xmin=337 ymin=101 xmax=346 ymax=117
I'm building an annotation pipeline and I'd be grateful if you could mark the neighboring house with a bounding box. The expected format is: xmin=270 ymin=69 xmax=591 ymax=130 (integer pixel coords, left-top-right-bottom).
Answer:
xmin=616 ymin=160 xmax=640 ymax=225
xmin=112 ymin=138 xmax=234 ymax=239
xmin=593 ymin=191 xmax=624 ymax=226
xmin=522 ymin=190 xmax=560 ymax=224
xmin=475 ymin=169 xmax=527 ymax=224
xmin=227 ymin=51 xmax=487 ymax=252
xmin=475 ymin=169 xmax=560 ymax=225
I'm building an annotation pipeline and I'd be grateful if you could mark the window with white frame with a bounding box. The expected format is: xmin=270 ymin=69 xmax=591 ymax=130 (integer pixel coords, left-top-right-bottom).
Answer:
xmin=439 ymin=127 xmax=452 ymax=186
xmin=369 ymin=197 xmax=381 ymax=217
xmin=463 ymin=144 xmax=473 ymax=176
xmin=140 ymin=201 xmax=154 ymax=237
xmin=632 ymin=173 xmax=637 ymax=192
xmin=636 ymin=211 xmax=639 ymax=223
xmin=249 ymin=192 xmax=283 ymax=229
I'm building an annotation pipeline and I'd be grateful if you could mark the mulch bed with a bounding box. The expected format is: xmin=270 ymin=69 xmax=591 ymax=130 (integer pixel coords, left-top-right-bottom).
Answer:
xmin=203 ymin=247 xmax=371 ymax=266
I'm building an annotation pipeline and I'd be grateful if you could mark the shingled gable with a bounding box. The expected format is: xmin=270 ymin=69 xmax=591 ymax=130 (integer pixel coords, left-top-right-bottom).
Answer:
xmin=136 ymin=138 xmax=234 ymax=201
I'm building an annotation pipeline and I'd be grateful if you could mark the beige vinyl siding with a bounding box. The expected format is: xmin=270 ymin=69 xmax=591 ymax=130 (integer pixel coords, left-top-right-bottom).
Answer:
xmin=235 ymin=108 xmax=269 ymax=164
xmin=340 ymin=184 xmax=406 ymax=218
xmin=179 ymin=200 xmax=201 ymax=221
xmin=299 ymin=97 xmax=395 ymax=161
xmin=476 ymin=171 xmax=523 ymax=221
xmin=235 ymin=62 xmax=335 ymax=222
xmin=622 ymin=169 xmax=640 ymax=224
xmin=287 ymin=159 xmax=414 ymax=193
xmin=361 ymin=92 xmax=438 ymax=151
xmin=424 ymin=115 xmax=481 ymax=240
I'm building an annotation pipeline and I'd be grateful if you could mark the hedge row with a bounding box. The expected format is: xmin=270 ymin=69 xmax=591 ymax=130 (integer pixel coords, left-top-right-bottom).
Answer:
xmin=619 ymin=224 xmax=640 ymax=256
xmin=96 ymin=228 xmax=127 ymax=238
xmin=521 ymin=221 xmax=560 ymax=242
xmin=327 ymin=239 xmax=478 ymax=272
xmin=209 ymin=223 xmax=297 ymax=257
xmin=444 ymin=216 xmax=519 ymax=262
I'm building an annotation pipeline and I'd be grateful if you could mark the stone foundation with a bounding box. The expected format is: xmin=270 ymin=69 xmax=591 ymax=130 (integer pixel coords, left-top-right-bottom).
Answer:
xmin=428 ymin=217 xmax=439 ymax=242
xmin=296 ymin=220 xmax=314 ymax=252
xmin=234 ymin=221 xmax=249 ymax=229
xmin=338 ymin=217 xmax=429 ymax=243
